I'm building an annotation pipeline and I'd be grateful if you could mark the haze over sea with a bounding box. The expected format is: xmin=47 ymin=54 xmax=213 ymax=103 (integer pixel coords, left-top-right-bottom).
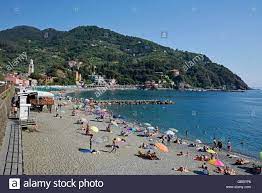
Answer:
xmin=69 ymin=90 xmax=262 ymax=158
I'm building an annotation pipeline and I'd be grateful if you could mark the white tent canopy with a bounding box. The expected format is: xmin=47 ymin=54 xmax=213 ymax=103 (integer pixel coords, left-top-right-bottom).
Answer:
xmin=18 ymin=90 xmax=54 ymax=98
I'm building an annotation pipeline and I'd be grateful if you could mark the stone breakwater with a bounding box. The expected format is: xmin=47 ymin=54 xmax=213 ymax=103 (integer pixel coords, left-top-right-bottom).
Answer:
xmin=95 ymin=100 xmax=175 ymax=106
xmin=0 ymin=85 xmax=15 ymax=147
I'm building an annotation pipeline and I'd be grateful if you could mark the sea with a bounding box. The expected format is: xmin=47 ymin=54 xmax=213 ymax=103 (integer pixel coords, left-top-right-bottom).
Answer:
xmin=67 ymin=89 xmax=262 ymax=158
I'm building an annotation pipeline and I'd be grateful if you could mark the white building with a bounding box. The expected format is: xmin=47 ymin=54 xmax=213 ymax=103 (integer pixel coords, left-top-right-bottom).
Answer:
xmin=28 ymin=59 xmax=34 ymax=75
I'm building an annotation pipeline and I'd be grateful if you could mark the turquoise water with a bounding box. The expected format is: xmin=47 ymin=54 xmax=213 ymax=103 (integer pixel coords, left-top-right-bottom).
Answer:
xmin=68 ymin=90 xmax=262 ymax=158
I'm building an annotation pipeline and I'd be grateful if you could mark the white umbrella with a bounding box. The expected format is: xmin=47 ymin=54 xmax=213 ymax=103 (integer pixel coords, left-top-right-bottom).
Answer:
xmin=144 ymin=123 xmax=151 ymax=127
xmin=169 ymin=128 xmax=179 ymax=133
xmin=165 ymin=130 xmax=175 ymax=136
xmin=147 ymin=126 xmax=155 ymax=130
xmin=195 ymin=139 xmax=202 ymax=144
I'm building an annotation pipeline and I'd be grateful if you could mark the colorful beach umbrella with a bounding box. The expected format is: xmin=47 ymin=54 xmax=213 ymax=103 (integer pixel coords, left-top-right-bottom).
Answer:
xmin=90 ymin=126 xmax=99 ymax=133
xmin=206 ymin=149 xmax=217 ymax=154
xmin=208 ymin=159 xmax=224 ymax=167
xmin=155 ymin=142 xmax=169 ymax=153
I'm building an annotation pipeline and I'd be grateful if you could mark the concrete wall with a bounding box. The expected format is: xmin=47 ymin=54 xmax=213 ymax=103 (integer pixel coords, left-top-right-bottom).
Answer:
xmin=0 ymin=85 xmax=14 ymax=147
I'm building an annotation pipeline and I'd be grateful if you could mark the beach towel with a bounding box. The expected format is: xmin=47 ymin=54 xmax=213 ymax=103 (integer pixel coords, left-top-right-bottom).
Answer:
xmin=78 ymin=148 xmax=93 ymax=153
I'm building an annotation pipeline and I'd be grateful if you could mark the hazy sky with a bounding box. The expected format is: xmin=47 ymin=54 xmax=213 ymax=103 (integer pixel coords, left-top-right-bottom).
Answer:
xmin=0 ymin=0 xmax=261 ymax=87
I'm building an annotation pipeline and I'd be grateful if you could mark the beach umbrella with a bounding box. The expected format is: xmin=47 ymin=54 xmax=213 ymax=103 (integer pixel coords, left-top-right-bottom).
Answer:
xmin=147 ymin=126 xmax=155 ymax=130
xmin=208 ymin=159 xmax=224 ymax=167
xmin=144 ymin=123 xmax=151 ymax=127
xmin=169 ymin=128 xmax=179 ymax=133
xmin=195 ymin=139 xmax=202 ymax=144
xmin=90 ymin=126 xmax=99 ymax=133
xmin=165 ymin=130 xmax=175 ymax=136
xmin=206 ymin=149 xmax=217 ymax=154
xmin=155 ymin=142 xmax=169 ymax=153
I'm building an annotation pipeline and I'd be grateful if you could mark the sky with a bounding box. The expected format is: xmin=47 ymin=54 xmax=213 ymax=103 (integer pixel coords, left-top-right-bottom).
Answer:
xmin=0 ymin=0 xmax=261 ymax=87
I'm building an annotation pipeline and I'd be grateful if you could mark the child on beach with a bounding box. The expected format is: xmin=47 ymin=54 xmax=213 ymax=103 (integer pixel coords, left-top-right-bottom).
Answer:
xmin=110 ymin=138 xmax=118 ymax=153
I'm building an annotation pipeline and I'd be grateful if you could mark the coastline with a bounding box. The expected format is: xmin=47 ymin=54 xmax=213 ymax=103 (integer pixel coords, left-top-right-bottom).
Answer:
xmin=22 ymin=98 xmax=261 ymax=175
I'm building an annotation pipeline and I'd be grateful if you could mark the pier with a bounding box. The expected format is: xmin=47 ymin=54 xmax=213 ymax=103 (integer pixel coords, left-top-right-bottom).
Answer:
xmin=94 ymin=99 xmax=175 ymax=105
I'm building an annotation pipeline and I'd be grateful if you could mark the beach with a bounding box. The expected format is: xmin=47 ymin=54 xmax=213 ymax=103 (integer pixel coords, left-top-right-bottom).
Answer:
xmin=22 ymin=99 xmax=261 ymax=175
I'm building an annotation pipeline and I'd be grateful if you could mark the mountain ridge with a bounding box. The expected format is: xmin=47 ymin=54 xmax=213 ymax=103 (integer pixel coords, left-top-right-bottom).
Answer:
xmin=0 ymin=25 xmax=249 ymax=90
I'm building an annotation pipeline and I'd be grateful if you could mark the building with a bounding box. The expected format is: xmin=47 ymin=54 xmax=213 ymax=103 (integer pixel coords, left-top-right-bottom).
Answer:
xmin=170 ymin=69 xmax=180 ymax=77
xmin=68 ymin=60 xmax=78 ymax=68
xmin=5 ymin=74 xmax=29 ymax=87
xmin=89 ymin=75 xmax=106 ymax=85
xmin=41 ymin=75 xmax=55 ymax=85
xmin=75 ymin=71 xmax=82 ymax=82
xmin=75 ymin=71 xmax=83 ymax=86
xmin=28 ymin=59 xmax=34 ymax=75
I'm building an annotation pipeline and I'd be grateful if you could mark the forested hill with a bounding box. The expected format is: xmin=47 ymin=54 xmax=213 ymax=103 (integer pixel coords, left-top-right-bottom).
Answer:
xmin=0 ymin=25 xmax=249 ymax=90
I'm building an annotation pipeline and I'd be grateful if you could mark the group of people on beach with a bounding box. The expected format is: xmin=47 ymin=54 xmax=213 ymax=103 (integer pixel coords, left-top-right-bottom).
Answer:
xmin=213 ymin=138 xmax=232 ymax=153
xmin=50 ymin=95 xmax=261 ymax=175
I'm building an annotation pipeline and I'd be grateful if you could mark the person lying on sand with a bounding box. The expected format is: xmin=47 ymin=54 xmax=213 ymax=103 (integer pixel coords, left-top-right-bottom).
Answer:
xmin=139 ymin=143 xmax=148 ymax=149
xmin=174 ymin=138 xmax=183 ymax=144
xmin=137 ymin=150 xmax=160 ymax=160
xmin=224 ymin=166 xmax=236 ymax=175
xmin=120 ymin=130 xmax=130 ymax=136
xmin=194 ymin=155 xmax=204 ymax=161
xmin=177 ymin=151 xmax=189 ymax=156
xmin=172 ymin=167 xmax=189 ymax=173
xmin=214 ymin=167 xmax=225 ymax=174
xmin=235 ymin=158 xmax=250 ymax=165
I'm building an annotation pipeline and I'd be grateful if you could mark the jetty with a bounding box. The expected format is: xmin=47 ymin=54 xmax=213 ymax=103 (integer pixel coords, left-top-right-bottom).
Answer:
xmin=94 ymin=99 xmax=175 ymax=105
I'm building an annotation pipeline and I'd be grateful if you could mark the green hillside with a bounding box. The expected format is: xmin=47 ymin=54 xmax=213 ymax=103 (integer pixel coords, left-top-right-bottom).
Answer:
xmin=0 ymin=25 xmax=249 ymax=90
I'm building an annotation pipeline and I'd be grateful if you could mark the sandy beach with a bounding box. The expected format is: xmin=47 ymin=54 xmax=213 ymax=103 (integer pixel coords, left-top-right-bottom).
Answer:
xmin=22 ymin=99 xmax=261 ymax=175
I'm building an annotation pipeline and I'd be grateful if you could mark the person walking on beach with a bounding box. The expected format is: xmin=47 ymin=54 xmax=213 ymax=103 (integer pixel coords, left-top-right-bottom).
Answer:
xmin=213 ymin=138 xmax=217 ymax=148
xmin=106 ymin=123 xmax=112 ymax=133
xmin=217 ymin=140 xmax=223 ymax=151
xmin=227 ymin=140 xmax=232 ymax=152
xmin=89 ymin=134 xmax=93 ymax=150
xmin=185 ymin=130 xmax=188 ymax=139
xmin=110 ymin=138 xmax=118 ymax=153
xmin=85 ymin=123 xmax=90 ymax=135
